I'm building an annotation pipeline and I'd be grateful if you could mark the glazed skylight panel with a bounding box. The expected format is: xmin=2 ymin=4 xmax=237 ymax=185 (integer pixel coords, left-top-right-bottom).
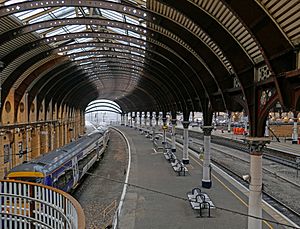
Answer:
xmin=257 ymin=0 xmax=300 ymax=45
xmin=101 ymin=9 xmax=124 ymax=21
xmin=189 ymin=0 xmax=264 ymax=64
xmin=14 ymin=8 xmax=45 ymax=20
xmin=150 ymin=0 xmax=234 ymax=73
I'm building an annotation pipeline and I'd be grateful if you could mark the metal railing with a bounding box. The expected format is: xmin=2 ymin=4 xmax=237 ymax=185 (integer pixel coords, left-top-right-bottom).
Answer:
xmin=0 ymin=180 xmax=85 ymax=229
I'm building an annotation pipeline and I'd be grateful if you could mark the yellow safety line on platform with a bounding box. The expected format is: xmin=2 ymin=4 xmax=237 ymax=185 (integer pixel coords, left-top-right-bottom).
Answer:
xmin=190 ymin=155 xmax=273 ymax=229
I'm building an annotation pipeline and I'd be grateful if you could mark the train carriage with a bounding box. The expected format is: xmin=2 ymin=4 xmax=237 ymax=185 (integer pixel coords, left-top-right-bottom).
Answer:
xmin=6 ymin=129 xmax=110 ymax=192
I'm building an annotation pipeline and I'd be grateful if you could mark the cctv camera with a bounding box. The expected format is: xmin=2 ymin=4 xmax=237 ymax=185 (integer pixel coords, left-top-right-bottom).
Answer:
xmin=242 ymin=174 xmax=251 ymax=182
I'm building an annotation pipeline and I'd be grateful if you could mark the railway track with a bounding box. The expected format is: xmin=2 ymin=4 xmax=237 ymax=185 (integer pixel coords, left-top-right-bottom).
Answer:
xmin=211 ymin=159 xmax=300 ymax=227
xmin=167 ymin=132 xmax=300 ymax=226
xmin=175 ymin=129 xmax=299 ymax=169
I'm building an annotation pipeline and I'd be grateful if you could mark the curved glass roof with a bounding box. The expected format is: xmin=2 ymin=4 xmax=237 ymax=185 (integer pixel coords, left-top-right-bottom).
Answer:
xmin=4 ymin=0 xmax=147 ymax=98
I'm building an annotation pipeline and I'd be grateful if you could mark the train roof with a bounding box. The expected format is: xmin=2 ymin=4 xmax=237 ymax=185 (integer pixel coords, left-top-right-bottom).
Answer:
xmin=8 ymin=131 xmax=104 ymax=176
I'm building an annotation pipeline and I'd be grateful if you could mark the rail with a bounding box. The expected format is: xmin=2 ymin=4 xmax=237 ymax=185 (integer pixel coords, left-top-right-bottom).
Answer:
xmin=0 ymin=179 xmax=85 ymax=229
xmin=102 ymin=200 xmax=117 ymax=219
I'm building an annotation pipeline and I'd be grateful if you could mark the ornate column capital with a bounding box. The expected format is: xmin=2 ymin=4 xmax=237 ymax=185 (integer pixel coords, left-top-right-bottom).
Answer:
xmin=182 ymin=121 xmax=190 ymax=129
xmin=202 ymin=126 xmax=213 ymax=136
xmin=245 ymin=137 xmax=271 ymax=155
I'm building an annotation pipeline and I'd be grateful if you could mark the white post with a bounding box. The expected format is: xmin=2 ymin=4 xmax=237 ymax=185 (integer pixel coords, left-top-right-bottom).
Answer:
xmin=125 ymin=114 xmax=128 ymax=126
xmin=244 ymin=116 xmax=248 ymax=134
xmin=292 ymin=112 xmax=298 ymax=144
xmin=149 ymin=115 xmax=153 ymax=127
xmin=162 ymin=117 xmax=167 ymax=144
xmin=247 ymin=138 xmax=270 ymax=229
xmin=264 ymin=119 xmax=269 ymax=137
xmin=171 ymin=119 xmax=177 ymax=152
xmin=227 ymin=112 xmax=231 ymax=133
xmin=139 ymin=114 xmax=142 ymax=127
xmin=155 ymin=116 xmax=159 ymax=127
xmin=182 ymin=121 xmax=190 ymax=164
xmin=144 ymin=114 xmax=147 ymax=127
xmin=202 ymin=126 xmax=213 ymax=188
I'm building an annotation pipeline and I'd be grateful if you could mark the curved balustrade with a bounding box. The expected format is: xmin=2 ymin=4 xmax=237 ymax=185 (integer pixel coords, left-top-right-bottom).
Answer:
xmin=0 ymin=180 xmax=85 ymax=229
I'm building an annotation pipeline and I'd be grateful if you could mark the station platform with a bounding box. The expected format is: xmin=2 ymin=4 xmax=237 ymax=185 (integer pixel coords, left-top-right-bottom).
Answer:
xmin=117 ymin=126 xmax=292 ymax=229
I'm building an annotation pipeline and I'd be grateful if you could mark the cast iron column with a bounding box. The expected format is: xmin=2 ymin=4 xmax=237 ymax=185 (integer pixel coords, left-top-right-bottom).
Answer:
xmin=149 ymin=114 xmax=153 ymax=127
xmin=227 ymin=111 xmax=231 ymax=133
xmin=171 ymin=119 xmax=177 ymax=152
xmin=130 ymin=112 xmax=133 ymax=127
xmin=121 ymin=114 xmax=124 ymax=126
xmin=144 ymin=113 xmax=147 ymax=127
xmin=125 ymin=113 xmax=128 ymax=126
xmin=202 ymin=126 xmax=213 ymax=188
xmin=162 ymin=117 xmax=167 ymax=144
xmin=182 ymin=121 xmax=190 ymax=164
xmin=139 ymin=112 xmax=142 ymax=127
xmin=292 ymin=112 xmax=298 ymax=144
xmin=246 ymin=137 xmax=270 ymax=229
xmin=264 ymin=118 xmax=269 ymax=137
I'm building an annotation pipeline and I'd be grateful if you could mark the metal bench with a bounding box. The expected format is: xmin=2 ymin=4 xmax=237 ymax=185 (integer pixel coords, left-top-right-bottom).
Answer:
xmin=187 ymin=188 xmax=215 ymax=217
xmin=172 ymin=161 xmax=188 ymax=176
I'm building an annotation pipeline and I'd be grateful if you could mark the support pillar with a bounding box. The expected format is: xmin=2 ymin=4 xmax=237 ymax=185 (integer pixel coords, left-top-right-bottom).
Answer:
xmin=144 ymin=114 xmax=147 ymax=127
xmin=244 ymin=115 xmax=248 ymax=134
xmin=227 ymin=111 xmax=231 ymax=133
xmin=182 ymin=121 xmax=190 ymax=164
xmin=55 ymin=124 xmax=60 ymax=148
xmin=125 ymin=114 xmax=128 ymax=126
xmin=134 ymin=112 xmax=138 ymax=128
xmin=149 ymin=114 xmax=153 ymax=127
xmin=49 ymin=124 xmax=54 ymax=151
xmin=130 ymin=112 xmax=133 ymax=127
xmin=202 ymin=126 xmax=213 ymax=188
xmin=171 ymin=119 xmax=177 ymax=152
xmin=139 ymin=113 xmax=142 ymax=127
xmin=25 ymin=126 xmax=31 ymax=162
xmin=292 ymin=112 xmax=298 ymax=144
xmin=121 ymin=114 xmax=125 ymax=126
xmin=246 ymin=137 xmax=270 ymax=229
xmin=264 ymin=118 xmax=269 ymax=137
xmin=162 ymin=117 xmax=167 ymax=144
xmin=155 ymin=115 xmax=159 ymax=127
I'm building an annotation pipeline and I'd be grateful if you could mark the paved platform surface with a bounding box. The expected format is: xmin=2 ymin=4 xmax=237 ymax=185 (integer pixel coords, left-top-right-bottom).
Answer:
xmin=118 ymin=126 xmax=287 ymax=229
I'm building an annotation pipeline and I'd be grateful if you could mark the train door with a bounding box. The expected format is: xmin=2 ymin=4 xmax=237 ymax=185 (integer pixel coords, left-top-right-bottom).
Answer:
xmin=72 ymin=157 xmax=79 ymax=186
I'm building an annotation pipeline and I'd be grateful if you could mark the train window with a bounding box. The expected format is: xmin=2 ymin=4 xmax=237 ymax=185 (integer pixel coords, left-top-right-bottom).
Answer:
xmin=53 ymin=170 xmax=73 ymax=190
xmin=12 ymin=177 xmax=43 ymax=183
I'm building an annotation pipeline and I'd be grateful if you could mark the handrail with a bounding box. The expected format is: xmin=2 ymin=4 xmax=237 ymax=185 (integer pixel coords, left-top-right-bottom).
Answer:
xmin=0 ymin=179 xmax=85 ymax=229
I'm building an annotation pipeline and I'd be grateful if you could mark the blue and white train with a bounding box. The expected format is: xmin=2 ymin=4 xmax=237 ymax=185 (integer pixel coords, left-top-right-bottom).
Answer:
xmin=6 ymin=129 xmax=109 ymax=192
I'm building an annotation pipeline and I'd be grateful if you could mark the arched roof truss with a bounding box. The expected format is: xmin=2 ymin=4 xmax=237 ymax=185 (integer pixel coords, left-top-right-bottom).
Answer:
xmin=0 ymin=0 xmax=299 ymax=132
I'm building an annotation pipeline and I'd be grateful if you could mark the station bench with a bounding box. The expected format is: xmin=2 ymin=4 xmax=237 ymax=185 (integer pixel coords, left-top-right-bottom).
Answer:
xmin=172 ymin=161 xmax=188 ymax=176
xmin=187 ymin=188 xmax=215 ymax=217
xmin=163 ymin=150 xmax=188 ymax=176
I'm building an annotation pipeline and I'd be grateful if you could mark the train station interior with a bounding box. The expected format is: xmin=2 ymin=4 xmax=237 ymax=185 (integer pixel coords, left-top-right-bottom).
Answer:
xmin=0 ymin=0 xmax=299 ymax=228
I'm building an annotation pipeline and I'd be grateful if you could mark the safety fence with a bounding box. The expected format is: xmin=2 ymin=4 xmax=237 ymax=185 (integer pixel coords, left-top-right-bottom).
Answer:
xmin=0 ymin=180 xmax=85 ymax=229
